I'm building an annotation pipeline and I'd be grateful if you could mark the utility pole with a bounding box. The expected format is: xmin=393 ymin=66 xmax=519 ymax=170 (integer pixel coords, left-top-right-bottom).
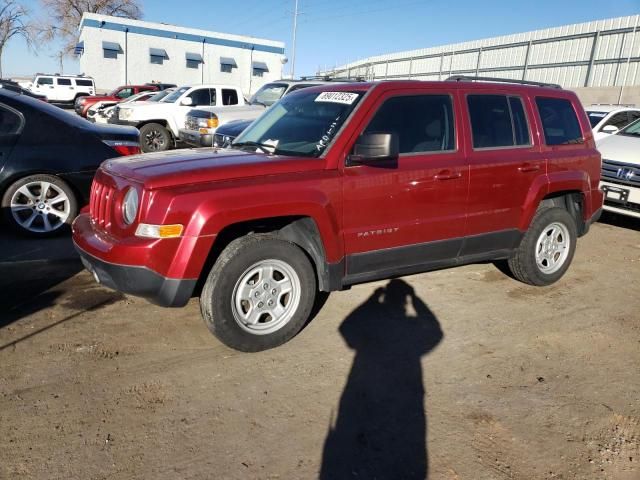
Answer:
xmin=291 ymin=0 xmax=299 ymax=78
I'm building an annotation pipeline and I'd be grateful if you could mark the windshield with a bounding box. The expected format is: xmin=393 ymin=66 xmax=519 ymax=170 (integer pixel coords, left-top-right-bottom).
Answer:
xmin=249 ymin=83 xmax=288 ymax=106
xmin=586 ymin=111 xmax=607 ymax=128
xmin=163 ymin=86 xmax=190 ymax=103
xmin=620 ymin=118 xmax=640 ymax=136
xmin=149 ymin=89 xmax=174 ymax=102
xmin=233 ymin=90 xmax=363 ymax=157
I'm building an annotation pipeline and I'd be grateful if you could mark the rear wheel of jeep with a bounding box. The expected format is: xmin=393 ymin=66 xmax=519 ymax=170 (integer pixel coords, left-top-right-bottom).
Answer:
xmin=505 ymin=206 xmax=577 ymax=286
xmin=200 ymin=234 xmax=317 ymax=352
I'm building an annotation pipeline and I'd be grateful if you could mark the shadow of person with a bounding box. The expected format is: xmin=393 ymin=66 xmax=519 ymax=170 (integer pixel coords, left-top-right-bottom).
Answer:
xmin=320 ymin=279 xmax=443 ymax=480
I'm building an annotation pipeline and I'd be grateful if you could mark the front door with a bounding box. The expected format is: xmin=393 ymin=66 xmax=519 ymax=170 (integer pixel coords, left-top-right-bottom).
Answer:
xmin=341 ymin=90 xmax=469 ymax=283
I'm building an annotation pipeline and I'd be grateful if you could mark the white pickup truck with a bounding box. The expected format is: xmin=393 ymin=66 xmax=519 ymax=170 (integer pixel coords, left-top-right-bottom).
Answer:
xmin=178 ymin=79 xmax=349 ymax=148
xmin=110 ymin=84 xmax=246 ymax=152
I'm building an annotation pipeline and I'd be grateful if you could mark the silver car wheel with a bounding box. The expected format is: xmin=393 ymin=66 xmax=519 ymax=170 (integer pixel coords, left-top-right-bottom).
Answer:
xmin=10 ymin=180 xmax=71 ymax=233
xmin=535 ymin=221 xmax=571 ymax=274
xmin=231 ymin=259 xmax=302 ymax=335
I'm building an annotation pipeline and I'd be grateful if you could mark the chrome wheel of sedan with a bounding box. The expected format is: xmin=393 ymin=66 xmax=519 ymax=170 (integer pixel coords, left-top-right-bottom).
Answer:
xmin=535 ymin=221 xmax=571 ymax=274
xmin=231 ymin=259 xmax=302 ymax=335
xmin=10 ymin=180 xmax=71 ymax=234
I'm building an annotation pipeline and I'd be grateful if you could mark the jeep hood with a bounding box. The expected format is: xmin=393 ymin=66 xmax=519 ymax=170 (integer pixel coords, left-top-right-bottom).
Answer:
xmin=597 ymin=134 xmax=640 ymax=166
xmin=102 ymin=148 xmax=324 ymax=189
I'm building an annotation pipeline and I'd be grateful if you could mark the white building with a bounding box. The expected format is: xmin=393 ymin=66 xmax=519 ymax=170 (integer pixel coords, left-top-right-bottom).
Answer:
xmin=76 ymin=13 xmax=286 ymax=94
xmin=320 ymin=15 xmax=640 ymax=88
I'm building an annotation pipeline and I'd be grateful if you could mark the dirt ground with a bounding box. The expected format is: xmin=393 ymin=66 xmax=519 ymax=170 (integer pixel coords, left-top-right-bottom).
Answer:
xmin=1 ymin=213 xmax=639 ymax=480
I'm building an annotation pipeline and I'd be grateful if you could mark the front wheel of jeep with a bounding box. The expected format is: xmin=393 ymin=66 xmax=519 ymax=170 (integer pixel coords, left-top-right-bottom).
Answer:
xmin=200 ymin=234 xmax=317 ymax=352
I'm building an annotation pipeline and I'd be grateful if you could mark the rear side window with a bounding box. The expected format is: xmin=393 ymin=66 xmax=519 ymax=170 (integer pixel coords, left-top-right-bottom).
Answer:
xmin=467 ymin=95 xmax=530 ymax=148
xmin=535 ymin=97 xmax=583 ymax=146
xmin=189 ymin=88 xmax=216 ymax=106
xmin=56 ymin=78 xmax=72 ymax=86
xmin=221 ymin=89 xmax=238 ymax=105
xmin=0 ymin=105 xmax=23 ymax=135
xmin=363 ymin=95 xmax=455 ymax=154
xmin=75 ymin=79 xmax=94 ymax=87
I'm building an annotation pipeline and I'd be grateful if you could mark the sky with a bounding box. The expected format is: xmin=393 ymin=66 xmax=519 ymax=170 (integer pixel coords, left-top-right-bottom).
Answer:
xmin=3 ymin=0 xmax=640 ymax=79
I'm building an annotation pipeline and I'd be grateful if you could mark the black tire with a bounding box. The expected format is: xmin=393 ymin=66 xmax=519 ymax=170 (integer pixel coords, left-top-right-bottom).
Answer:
xmin=200 ymin=234 xmax=317 ymax=352
xmin=1 ymin=174 xmax=78 ymax=238
xmin=139 ymin=123 xmax=172 ymax=153
xmin=505 ymin=207 xmax=577 ymax=286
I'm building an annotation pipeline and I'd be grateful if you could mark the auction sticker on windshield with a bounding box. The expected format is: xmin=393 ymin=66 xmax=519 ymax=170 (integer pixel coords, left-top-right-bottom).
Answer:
xmin=315 ymin=92 xmax=359 ymax=105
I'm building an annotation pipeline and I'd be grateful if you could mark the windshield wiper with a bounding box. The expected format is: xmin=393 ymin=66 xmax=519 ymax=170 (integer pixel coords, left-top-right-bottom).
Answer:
xmin=232 ymin=141 xmax=277 ymax=154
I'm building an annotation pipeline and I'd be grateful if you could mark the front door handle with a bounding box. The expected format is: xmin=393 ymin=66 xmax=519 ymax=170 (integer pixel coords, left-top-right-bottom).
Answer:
xmin=518 ymin=163 xmax=540 ymax=173
xmin=434 ymin=170 xmax=462 ymax=181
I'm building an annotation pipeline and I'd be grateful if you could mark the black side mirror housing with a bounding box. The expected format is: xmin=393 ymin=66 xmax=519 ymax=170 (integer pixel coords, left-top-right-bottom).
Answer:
xmin=347 ymin=132 xmax=399 ymax=167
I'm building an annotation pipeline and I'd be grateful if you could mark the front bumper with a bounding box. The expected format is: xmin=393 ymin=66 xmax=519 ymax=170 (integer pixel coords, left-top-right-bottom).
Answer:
xmin=178 ymin=128 xmax=213 ymax=147
xmin=75 ymin=245 xmax=196 ymax=307
xmin=110 ymin=118 xmax=139 ymax=127
xmin=600 ymin=180 xmax=640 ymax=219
xmin=72 ymin=214 xmax=200 ymax=307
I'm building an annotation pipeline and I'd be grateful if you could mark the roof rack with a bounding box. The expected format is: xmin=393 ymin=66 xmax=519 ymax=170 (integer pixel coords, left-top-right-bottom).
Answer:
xmin=446 ymin=75 xmax=562 ymax=89
xmin=589 ymin=103 xmax=635 ymax=107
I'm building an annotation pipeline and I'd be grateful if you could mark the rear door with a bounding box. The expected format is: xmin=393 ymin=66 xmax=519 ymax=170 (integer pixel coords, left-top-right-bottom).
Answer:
xmin=0 ymin=103 xmax=24 ymax=173
xmin=463 ymin=92 xmax=544 ymax=252
xmin=342 ymin=89 xmax=469 ymax=281
xmin=55 ymin=78 xmax=74 ymax=102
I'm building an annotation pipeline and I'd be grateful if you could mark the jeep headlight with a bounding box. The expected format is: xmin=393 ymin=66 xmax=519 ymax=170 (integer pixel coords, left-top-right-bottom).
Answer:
xmin=122 ymin=187 xmax=139 ymax=225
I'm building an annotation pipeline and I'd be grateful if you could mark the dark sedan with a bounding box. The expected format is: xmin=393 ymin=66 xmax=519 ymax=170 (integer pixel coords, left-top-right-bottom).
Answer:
xmin=0 ymin=89 xmax=140 ymax=237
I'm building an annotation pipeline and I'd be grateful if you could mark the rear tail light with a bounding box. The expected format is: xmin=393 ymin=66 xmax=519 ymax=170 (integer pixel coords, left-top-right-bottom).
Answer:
xmin=103 ymin=140 xmax=141 ymax=156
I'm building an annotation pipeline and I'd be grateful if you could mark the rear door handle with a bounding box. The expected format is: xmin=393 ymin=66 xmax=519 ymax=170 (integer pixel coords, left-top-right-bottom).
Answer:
xmin=434 ymin=170 xmax=462 ymax=181
xmin=518 ymin=163 xmax=540 ymax=173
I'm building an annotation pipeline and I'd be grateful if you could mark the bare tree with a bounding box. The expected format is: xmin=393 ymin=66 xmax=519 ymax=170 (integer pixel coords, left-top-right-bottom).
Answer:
xmin=0 ymin=0 xmax=32 ymax=78
xmin=37 ymin=0 xmax=142 ymax=60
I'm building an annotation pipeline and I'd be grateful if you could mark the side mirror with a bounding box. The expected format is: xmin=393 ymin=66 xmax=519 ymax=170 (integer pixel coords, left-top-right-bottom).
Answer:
xmin=181 ymin=97 xmax=193 ymax=106
xmin=601 ymin=125 xmax=619 ymax=134
xmin=347 ymin=132 xmax=399 ymax=167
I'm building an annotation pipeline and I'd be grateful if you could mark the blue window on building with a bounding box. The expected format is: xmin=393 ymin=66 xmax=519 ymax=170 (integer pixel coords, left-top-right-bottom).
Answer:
xmin=150 ymin=48 xmax=169 ymax=65
xmin=102 ymin=41 xmax=121 ymax=59
xmin=186 ymin=52 xmax=203 ymax=69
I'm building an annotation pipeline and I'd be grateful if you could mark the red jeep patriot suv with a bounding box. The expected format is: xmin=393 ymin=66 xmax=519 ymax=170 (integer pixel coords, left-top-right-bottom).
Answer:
xmin=73 ymin=77 xmax=603 ymax=352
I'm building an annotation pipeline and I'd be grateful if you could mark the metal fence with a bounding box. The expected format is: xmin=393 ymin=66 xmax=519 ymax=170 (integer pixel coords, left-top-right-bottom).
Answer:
xmin=319 ymin=15 xmax=640 ymax=88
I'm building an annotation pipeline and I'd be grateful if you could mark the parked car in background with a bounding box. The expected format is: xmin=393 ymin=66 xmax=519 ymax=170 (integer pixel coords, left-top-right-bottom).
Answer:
xmin=211 ymin=119 xmax=252 ymax=148
xmin=111 ymin=84 xmax=244 ymax=152
xmin=179 ymin=78 xmax=355 ymax=148
xmin=1 ymin=79 xmax=48 ymax=102
xmin=0 ymin=89 xmax=140 ymax=237
xmin=75 ymin=84 xmax=160 ymax=117
xmin=597 ymin=118 xmax=640 ymax=219
xmin=73 ymin=77 xmax=603 ymax=352
xmin=27 ymin=74 xmax=95 ymax=105
xmin=585 ymin=104 xmax=640 ymax=142
xmin=87 ymin=90 xmax=163 ymax=123
xmin=145 ymin=82 xmax=177 ymax=91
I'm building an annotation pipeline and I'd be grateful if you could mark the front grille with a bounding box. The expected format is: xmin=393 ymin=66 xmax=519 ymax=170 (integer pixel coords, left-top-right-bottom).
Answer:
xmin=214 ymin=133 xmax=235 ymax=147
xmin=602 ymin=159 xmax=640 ymax=187
xmin=89 ymin=179 xmax=116 ymax=229
xmin=185 ymin=116 xmax=199 ymax=130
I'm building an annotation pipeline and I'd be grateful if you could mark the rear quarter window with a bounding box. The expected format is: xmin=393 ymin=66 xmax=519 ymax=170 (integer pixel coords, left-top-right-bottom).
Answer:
xmin=536 ymin=97 xmax=583 ymax=146
xmin=75 ymin=79 xmax=94 ymax=87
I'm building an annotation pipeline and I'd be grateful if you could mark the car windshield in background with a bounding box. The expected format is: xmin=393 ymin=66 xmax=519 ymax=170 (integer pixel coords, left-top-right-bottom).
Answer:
xmin=163 ymin=87 xmax=190 ymax=103
xmin=150 ymin=89 xmax=173 ymax=102
xmin=586 ymin=111 xmax=607 ymax=128
xmin=620 ymin=118 xmax=640 ymax=136
xmin=233 ymin=90 xmax=363 ymax=157
xmin=249 ymin=83 xmax=288 ymax=106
